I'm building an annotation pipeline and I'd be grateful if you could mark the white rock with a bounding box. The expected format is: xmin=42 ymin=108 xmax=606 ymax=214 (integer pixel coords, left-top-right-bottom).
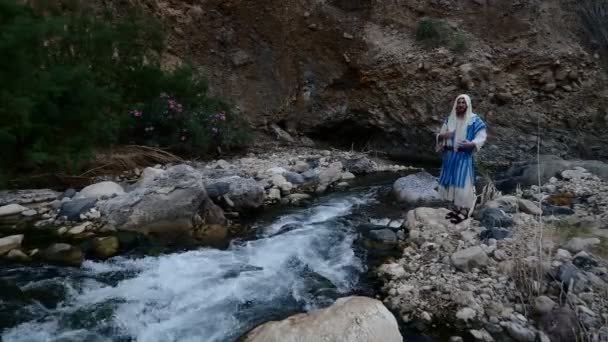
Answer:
xmin=0 ymin=235 xmax=24 ymax=255
xmin=493 ymin=249 xmax=507 ymax=261
xmin=271 ymin=174 xmax=288 ymax=187
xmin=57 ymin=227 xmax=68 ymax=235
xmin=77 ymin=181 xmax=125 ymax=199
xmin=564 ymin=237 xmax=600 ymax=253
xmin=266 ymin=167 xmax=287 ymax=176
xmin=378 ymin=263 xmax=406 ymax=279
xmin=293 ymin=161 xmax=310 ymax=173
xmin=268 ymin=189 xmax=281 ymax=201
xmin=242 ymin=296 xmax=402 ymax=342
xmin=451 ymin=246 xmax=490 ymax=272
xmin=68 ymin=222 xmax=91 ymax=235
xmin=0 ymin=204 xmax=29 ymax=217
xmin=517 ymin=199 xmax=542 ymax=215
xmin=456 ymin=307 xmax=477 ymax=321
xmin=504 ymin=322 xmax=536 ymax=342
xmin=469 ymin=329 xmax=495 ymax=341
xmin=340 ymin=172 xmax=356 ymax=180
xmin=21 ymin=209 xmax=37 ymax=217
xmin=555 ymin=248 xmax=572 ymax=261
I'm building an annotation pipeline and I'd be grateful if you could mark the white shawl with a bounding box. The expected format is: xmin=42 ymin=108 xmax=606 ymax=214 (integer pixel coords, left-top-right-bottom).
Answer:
xmin=436 ymin=94 xmax=473 ymax=152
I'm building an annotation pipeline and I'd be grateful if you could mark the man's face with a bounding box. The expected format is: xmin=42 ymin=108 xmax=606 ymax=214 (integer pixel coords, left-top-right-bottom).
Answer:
xmin=456 ymin=98 xmax=467 ymax=115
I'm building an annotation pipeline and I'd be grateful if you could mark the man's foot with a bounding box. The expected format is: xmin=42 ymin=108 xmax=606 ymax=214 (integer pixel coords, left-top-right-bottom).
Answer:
xmin=449 ymin=211 xmax=468 ymax=224
xmin=445 ymin=211 xmax=458 ymax=219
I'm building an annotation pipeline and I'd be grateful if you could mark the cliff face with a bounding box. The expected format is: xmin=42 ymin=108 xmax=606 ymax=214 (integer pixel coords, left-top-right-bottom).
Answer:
xmin=134 ymin=0 xmax=608 ymax=165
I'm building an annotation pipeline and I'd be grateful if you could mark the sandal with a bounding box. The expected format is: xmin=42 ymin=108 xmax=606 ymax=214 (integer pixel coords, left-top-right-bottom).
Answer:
xmin=449 ymin=211 xmax=468 ymax=224
xmin=445 ymin=211 xmax=459 ymax=219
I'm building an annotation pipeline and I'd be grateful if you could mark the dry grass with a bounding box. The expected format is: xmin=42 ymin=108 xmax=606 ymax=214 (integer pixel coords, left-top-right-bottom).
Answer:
xmin=81 ymin=145 xmax=184 ymax=177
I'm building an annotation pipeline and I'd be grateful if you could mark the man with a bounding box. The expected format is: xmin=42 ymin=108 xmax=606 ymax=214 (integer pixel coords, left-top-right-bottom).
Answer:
xmin=436 ymin=94 xmax=487 ymax=224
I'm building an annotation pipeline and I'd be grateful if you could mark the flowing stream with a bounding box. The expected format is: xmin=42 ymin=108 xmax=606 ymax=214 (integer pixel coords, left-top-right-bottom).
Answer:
xmin=1 ymin=181 xmax=405 ymax=342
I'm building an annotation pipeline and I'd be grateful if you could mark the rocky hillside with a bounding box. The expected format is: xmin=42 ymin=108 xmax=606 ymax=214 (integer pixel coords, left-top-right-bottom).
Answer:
xmin=124 ymin=0 xmax=607 ymax=165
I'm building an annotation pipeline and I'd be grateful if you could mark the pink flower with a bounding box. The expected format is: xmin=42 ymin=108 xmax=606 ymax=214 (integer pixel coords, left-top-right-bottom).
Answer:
xmin=181 ymin=136 xmax=186 ymax=141
xmin=130 ymin=110 xmax=142 ymax=118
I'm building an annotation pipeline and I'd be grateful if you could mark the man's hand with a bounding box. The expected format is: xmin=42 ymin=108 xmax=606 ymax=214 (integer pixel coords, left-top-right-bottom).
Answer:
xmin=457 ymin=140 xmax=476 ymax=150
xmin=439 ymin=131 xmax=455 ymax=139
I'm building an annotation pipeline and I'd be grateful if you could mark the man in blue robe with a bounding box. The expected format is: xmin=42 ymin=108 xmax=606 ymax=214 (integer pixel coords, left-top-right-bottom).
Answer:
xmin=436 ymin=94 xmax=487 ymax=224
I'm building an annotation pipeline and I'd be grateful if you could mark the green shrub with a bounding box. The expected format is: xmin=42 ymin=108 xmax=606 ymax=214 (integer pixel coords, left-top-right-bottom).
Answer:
xmin=416 ymin=17 xmax=449 ymax=45
xmin=415 ymin=17 xmax=468 ymax=53
xmin=0 ymin=0 xmax=250 ymax=183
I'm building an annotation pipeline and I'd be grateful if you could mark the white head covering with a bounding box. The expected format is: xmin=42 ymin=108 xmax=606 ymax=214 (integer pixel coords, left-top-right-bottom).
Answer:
xmin=438 ymin=94 xmax=473 ymax=151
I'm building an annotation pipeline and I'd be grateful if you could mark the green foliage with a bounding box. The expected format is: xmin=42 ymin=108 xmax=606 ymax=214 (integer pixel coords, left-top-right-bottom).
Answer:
xmin=0 ymin=0 xmax=250 ymax=183
xmin=415 ymin=17 xmax=468 ymax=53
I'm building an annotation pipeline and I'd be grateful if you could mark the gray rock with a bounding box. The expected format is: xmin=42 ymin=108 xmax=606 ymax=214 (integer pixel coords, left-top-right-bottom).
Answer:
xmin=451 ymin=246 xmax=490 ymax=272
xmin=220 ymin=176 xmax=265 ymax=210
xmin=268 ymin=188 xmax=281 ymax=201
xmin=271 ymin=174 xmax=288 ymax=187
xmin=6 ymin=249 xmax=30 ymax=262
xmin=77 ymin=181 xmax=125 ymax=199
xmin=564 ymin=237 xmax=600 ymax=253
xmin=59 ymin=198 xmax=97 ymax=221
xmin=92 ymin=236 xmax=120 ymax=258
xmin=284 ymin=172 xmax=305 ymax=185
xmin=42 ymin=243 xmax=83 ymax=267
xmin=480 ymin=228 xmax=512 ymax=241
xmin=518 ymin=199 xmax=542 ymax=215
xmin=0 ymin=235 xmax=24 ymax=255
xmin=99 ymin=165 xmax=210 ymax=235
xmin=392 ymin=172 xmax=439 ymax=204
xmin=301 ymin=170 xmax=319 ymax=182
xmin=479 ymin=208 xmax=513 ymax=228
xmin=556 ymin=263 xmax=580 ymax=285
xmin=341 ymin=156 xmax=375 ymax=174
xmin=205 ymin=182 xmax=231 ymax=198
xmin=504 ymin=322 xmax=536 ymax=342
xmin=270 ymin=124 xmax=295 ymax=143
xmin=293 ymin=161 xmax=310 ymax=173
xmin=540 ymin=307 xmax=578 ymax=342
xmin=534 ymin=296 xmax=556 ymax=315
xmin=0 ymin=189 xmax=59 ymax=206
xmin=485 ymin=195 xmax=519 ymax=213
xmin=0 ymin=204 xmax=29 ymax=217
xmin=59 ymin=188 xmax=77 ymax=199
xmin=21 ymin=209 xmax=37 ymax=217
xmin=368 ymin=229 xmax=398 ymax=243
xmin=456 ymin=307 xmax=476 ymax=321
xmin=542 ymin=204 xmax=574 ymax=216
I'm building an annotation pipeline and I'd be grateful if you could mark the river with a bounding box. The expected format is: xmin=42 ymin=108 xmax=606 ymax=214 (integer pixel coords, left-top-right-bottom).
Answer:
xmin=1 ymin=178 xmax=411 ymax=342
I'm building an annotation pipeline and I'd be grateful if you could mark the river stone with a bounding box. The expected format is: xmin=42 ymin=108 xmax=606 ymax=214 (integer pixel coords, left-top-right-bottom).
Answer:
xmin=42 ymin=243 xmax=83 ymax=267
xmin=485 ymin=195 xmax=519 ymax=213
xmin=59 ymin=198 xmax=97 ymax=221
xmin=341 ymin=172 xmax=356 ymax=180
xmin=242 ymin=296 xmax=402 ymax=342
xmin=6 ymin=249 xmax=30 ymax=262
xmin=68 ymin=222 xmax=91 ymax=235
xmin=59 ymin=188 xmax=77 ymax=200
xmin=479 ymin=208 xmax=513 ymax=228
xmin=0 ymin=234 xmax=24 ymax=255
xmin=572 ymin=253 xmax=599 ymax=271
xmin=301 ymin=169 xmax=319 ymax=182
xmin=342 ymin=156 xmax=375 ymax=174
xmin=564 ymin=237 xmax=600 ymax=253
xmin=271 ymin=174 xmax=288 ymax=187
xmin=0 ymin=204 xmax=29 ymax=217
xmin=284 ymin=172 xmax=305 ymax=185
xmin=518 ymin=199 xmax=542 ymax=215
xmin=456 ymin=307 xmax=476 ymax=321
xmin=392 ymin=172 xmax=439 ymax=204
xmin=205 ymin=182 xmax=230 ymax=198
xmin=195 ymin=224 xmax=228 ymax=248
xmin=99 ymin=165 xmax=210 ymax=235
xmin=451 ymin=246 xmax=490 ymax=272
xmin=77 ymin=181 xmax=125 ymax=199
xmin=293 ymin=161 xmax=310 ymax=173
xmin=217 ymin=176 xmax=265 ymax=210
xmin=368 ymin=229 xmax=398 ymax=243
xmin=268 ymin=189 xmax=281 ymax=201
xmin=92 ymin=237 xmax=119 ymax=258
xmin=316 ymin=162 xmax=344 ymax=193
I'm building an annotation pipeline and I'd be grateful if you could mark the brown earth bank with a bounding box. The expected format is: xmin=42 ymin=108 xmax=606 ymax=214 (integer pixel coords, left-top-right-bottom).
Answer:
xmin=94 ymin=0 xmax=608 ymax=167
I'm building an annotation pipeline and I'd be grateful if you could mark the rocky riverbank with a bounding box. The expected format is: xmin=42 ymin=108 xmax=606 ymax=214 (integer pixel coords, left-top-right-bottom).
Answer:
xmin=0 ymin=148 xmax=413 ymax=267
xmin=379 ymin=166 xmax=608 ymax=341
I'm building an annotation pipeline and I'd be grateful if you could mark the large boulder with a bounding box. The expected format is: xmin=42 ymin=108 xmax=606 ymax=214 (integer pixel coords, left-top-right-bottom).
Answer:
xmin=451 ymin=246 xmax=490 ymax=272
xmin=213 ymin=176 xmax=265 ymax=210
xmin=316 ymin=162 xmax=344 ymax=193
xmin=393 ymin=172 xmax=439 ymax=205
xmin=242 ymin=296 xmax=402 ymax=342
xmin=0 ymin=234 xmax=24 ymax=255
xmin=92 ymin=237 xmax=120 ymax=258
xmin=341 ymin=156 xmax=376 ymax=174
xmin=99 ymin=165 xmax=210 ymax=235
xmin=42 ymin=243 xmax=83 ymax=267
xmin=77 ymin=181 xmax=125 ymax=199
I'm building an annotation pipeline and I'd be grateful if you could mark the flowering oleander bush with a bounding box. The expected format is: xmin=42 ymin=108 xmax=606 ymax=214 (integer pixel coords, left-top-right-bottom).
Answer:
xmin=0 ymin=0 xmax=250 ymax=186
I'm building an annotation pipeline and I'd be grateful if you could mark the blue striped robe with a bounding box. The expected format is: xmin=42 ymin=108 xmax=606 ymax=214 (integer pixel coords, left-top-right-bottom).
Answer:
xmin=438 ymin=114 xmax=486 ymax=191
